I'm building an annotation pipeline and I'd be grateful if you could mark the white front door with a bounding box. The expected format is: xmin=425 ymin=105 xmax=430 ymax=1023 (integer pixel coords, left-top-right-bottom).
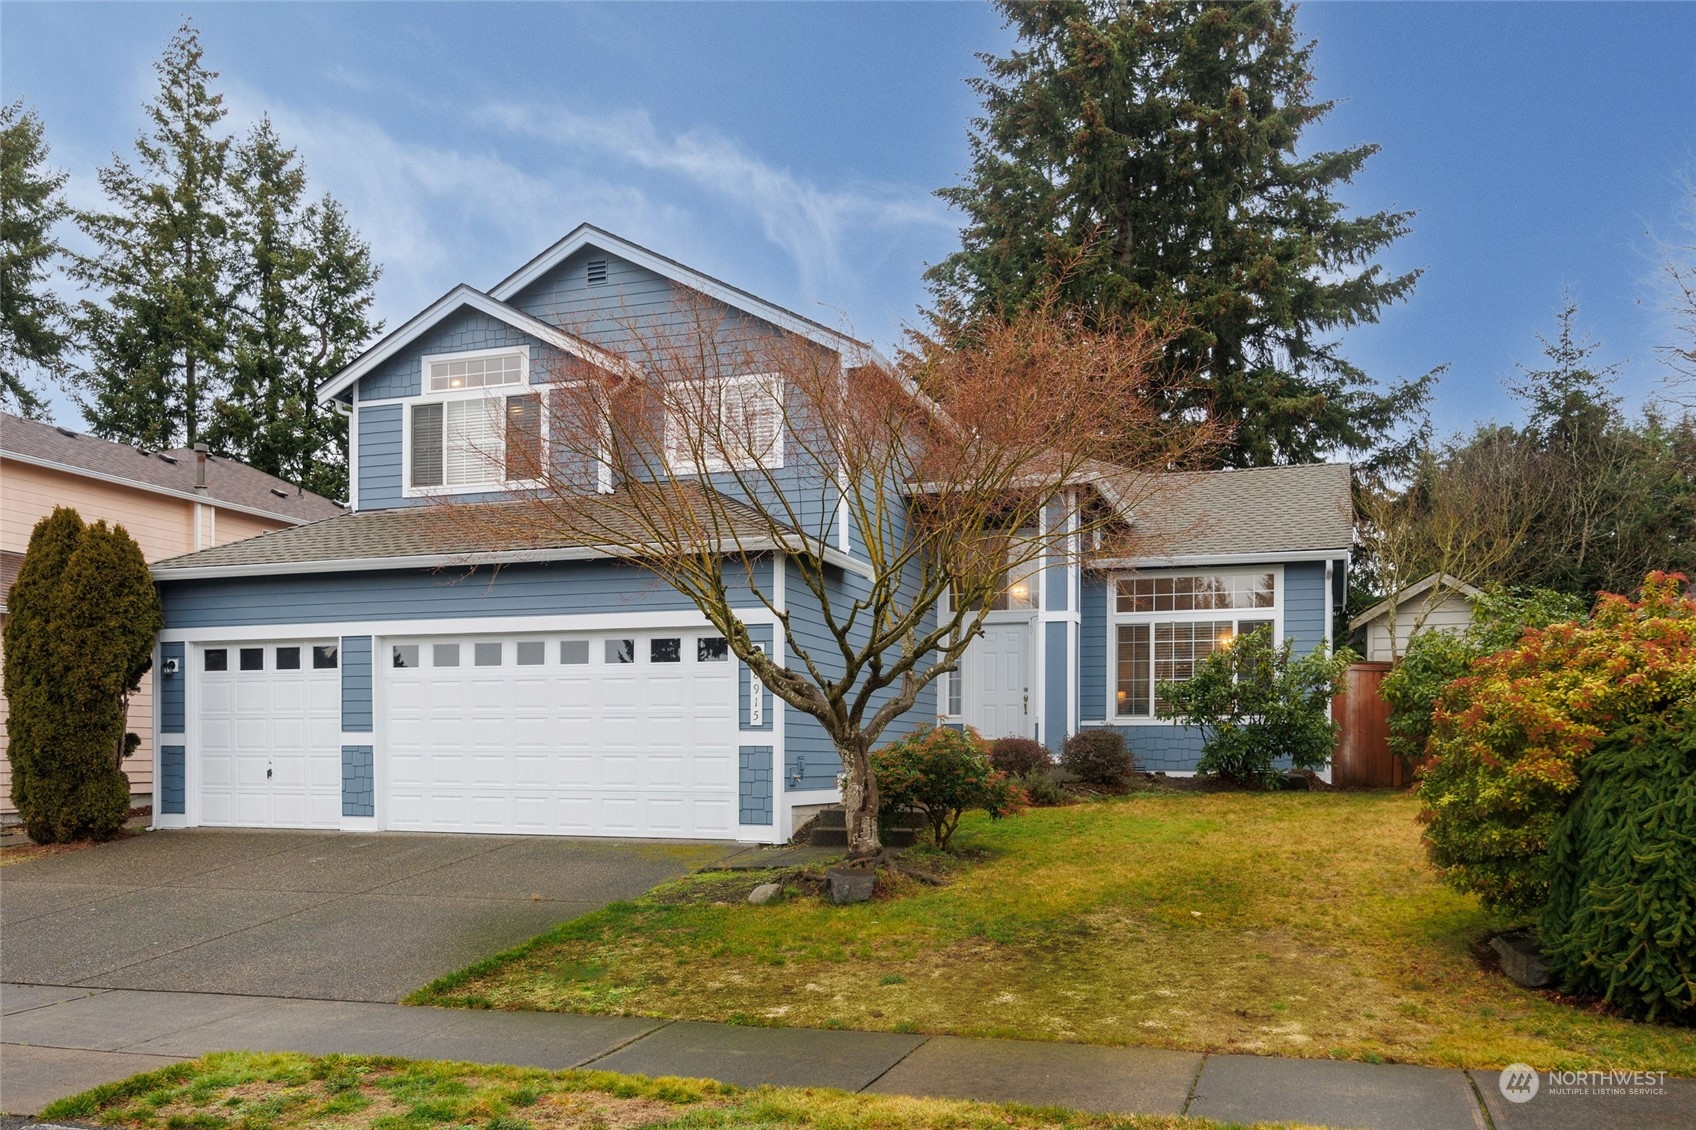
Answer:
xmin=382 ymin=629 xmax=739 ymax=839
xmin=963 ymin=620 xmax=1033 ymax=740
xmin=198 ymin=641 xmax=342 ymax=828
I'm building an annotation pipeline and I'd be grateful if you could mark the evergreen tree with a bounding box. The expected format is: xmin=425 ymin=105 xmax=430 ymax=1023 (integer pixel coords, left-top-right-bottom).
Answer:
xmin=2 ymin=508 xmax=160 ymax=843
xmin=208 ymin=119 xmax=379 ymax=501
xmin=0 ymin=100 xmax=72 ymax=418
xmin=72 ymin=20 xmax=234 ymax=449
xmin=928 ymin=0 xmax=1429 ymax=468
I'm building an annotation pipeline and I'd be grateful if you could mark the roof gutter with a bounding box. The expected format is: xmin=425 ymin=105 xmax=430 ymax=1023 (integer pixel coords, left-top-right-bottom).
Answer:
xmin=1090 ymin=547 xmax=1350 ymax=570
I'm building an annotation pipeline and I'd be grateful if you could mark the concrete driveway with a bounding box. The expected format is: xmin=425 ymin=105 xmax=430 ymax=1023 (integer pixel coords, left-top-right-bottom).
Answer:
xmin=0 ymin=829 xmax=735 ymax=1002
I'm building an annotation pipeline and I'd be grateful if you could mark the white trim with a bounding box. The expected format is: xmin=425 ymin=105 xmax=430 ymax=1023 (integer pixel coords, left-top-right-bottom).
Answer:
xmin=317 ymin=285 xmax=635 ymax=404
xmin=487 ymin=224 xmax=883 ymax=367
xmin=1 ymin=451 xmax=327 ymax=528
xmin=1092 ymin=548 xmax=1347 ymax=569
xmin=152 ymin=535 xmax=874 ymax=583
xmin=1105 ymin=564 xmax=1286 ymax=726
xmin=345 ymin=389 xmax=359 ymax=511
xmin=158 ymin=608 xmax=778 ymax=646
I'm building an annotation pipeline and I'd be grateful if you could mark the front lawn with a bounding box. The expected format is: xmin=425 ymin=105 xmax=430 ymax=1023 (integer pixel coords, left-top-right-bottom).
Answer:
xmin=412 ymin=790 xmax=1696 ymax=1075
xmin=43 ymin=1051 xmax=1280 ymax=1130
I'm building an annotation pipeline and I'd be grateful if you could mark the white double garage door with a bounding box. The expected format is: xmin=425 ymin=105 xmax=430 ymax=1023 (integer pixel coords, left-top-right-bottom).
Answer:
xmin=196 ymin=627 xmax=740 ymax=838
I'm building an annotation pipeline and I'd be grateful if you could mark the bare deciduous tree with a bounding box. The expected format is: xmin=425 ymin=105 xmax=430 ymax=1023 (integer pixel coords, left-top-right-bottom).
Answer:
xmin=439 ymin=297 xmax=1212 ymax=861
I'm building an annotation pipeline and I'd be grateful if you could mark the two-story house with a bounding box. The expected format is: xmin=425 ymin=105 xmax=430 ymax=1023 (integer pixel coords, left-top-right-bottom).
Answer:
xmin=147 ymin=225 xmax=1352 ymax=843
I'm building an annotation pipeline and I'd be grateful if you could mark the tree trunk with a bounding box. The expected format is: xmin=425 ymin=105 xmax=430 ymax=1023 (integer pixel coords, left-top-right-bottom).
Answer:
xmin=838 ymin=736 xmax=883 ymax=863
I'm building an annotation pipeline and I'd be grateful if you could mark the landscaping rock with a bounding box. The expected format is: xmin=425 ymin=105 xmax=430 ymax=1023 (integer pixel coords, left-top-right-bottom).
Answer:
xmin=1491 ymin=931 xmax=1552 ymax=988
xmin=826 ymin=866 xmax=877 ymax=904
xmin=748 ymin=882 xmax=782 ymax=905
xmin=1280 ymin=771 xmax=1311 ymax=790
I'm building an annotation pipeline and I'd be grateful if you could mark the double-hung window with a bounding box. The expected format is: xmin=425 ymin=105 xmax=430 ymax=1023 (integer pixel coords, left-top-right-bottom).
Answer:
xmin=1112 ymin=571 xmax=1277 ymax=717
xmin=663 ymin=373 xmax=783 ymax=475
xmin=409 ymin=347 xmax=542 ymax=491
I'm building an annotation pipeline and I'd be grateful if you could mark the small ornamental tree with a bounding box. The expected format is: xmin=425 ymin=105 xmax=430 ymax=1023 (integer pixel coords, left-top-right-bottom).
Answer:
xmin=2 ymin=507 xmax=162 ymax=842
xmin=871 ymin=725 xmax=1025 ymax=850
xmin=1158 ymin=627 xmax=1354 ymax=787
xmin=1417 ymin=573 xmax=1696 ymax=916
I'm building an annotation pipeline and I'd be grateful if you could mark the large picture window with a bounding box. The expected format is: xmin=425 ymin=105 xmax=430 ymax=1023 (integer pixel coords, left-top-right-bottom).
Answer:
xmin=409 ymin=348 xmax=542 ymax=491
xmin=1112 ymin=571 xmax=1278 ymax=717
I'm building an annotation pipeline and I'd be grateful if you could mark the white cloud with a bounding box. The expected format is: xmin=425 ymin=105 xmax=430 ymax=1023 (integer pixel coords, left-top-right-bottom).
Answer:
xmin=479 ymin=101 xmax=952 ymax=301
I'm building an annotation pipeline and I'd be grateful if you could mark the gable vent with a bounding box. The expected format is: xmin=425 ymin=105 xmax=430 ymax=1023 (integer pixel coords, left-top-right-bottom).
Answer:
xmin=585 ymin=258 xmax=608 ymax=286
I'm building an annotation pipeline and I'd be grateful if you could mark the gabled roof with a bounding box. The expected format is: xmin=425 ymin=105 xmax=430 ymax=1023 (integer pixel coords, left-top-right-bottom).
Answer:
xmin=1349 ymin=572 xmax=1483 ymax=632
xmin=0 ymin=412 xmax=343 ymax=524
xmin=316 ymin=285 xmax=636 ymax=403
xmin=489 ymin=223 xmax=883 ymax=365
xmin=1093 ymin=462 xmax=1355 ymax=565
xmin=149 ymin=487 xmax=865 ymax=580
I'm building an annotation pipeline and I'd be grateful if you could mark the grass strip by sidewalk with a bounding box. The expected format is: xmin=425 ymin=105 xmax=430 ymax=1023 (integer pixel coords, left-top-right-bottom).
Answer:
xmin=409 ymin=791 xmax=1696 ymax=1075
xmin=42 ymin=1050 xmax=1306 ymax=1130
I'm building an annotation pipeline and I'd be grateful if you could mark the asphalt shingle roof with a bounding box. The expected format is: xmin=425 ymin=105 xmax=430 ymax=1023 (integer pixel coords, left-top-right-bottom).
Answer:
xmin=1108 ymin=462 xmax=1354 ymax=560
xmin=149 ymin=487 xmax=778 ymax=574
xmin=1 ymin=412 xmax=343 ymax=524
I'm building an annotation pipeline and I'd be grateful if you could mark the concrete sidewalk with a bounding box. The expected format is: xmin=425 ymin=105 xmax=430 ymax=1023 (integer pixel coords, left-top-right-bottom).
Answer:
xmin=3 ymin=985 xmax=1693 ymax=1129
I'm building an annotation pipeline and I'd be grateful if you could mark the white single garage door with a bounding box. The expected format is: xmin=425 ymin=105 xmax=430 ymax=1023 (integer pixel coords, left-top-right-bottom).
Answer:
xmin=198 ymin=641 xmax=342 ymax=828
xmin=383 ymin=629 xmax=738 ymax=838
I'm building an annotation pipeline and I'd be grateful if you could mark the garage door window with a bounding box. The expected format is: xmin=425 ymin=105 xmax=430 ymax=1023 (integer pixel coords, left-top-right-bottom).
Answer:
xmin=698 ymin=637 xmax=729 ymax=661
xmin=240 ymin=648 xmax=264 ymax=671
xmin=651 ymin=638 xmax=681 ymax=663
xmin=313 ymin=645 xmax=338 ymax=669
xmin=561 ymin=640 xmax=590 ymax=664
xmin=475 ymin=642 xmax=502 ymax=666
xmin=434 ymin=643 xmax=460 ymax=667
xmin=393 ymin=644 xmax=420 ymax=668
xmin=205 ymin=648 xmax=227 ymax=671
xmin=277 ymin=646 xmax=301 ymax=670
xmin=516 ymin=641 xmax=545 ymax=665
xmin=607 ymin=639 xmax=634 ymax=664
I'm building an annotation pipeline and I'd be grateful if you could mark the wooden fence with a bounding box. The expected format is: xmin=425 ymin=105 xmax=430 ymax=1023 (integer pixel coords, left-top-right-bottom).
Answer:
xmin=1331 ymin=661 xmax=1404 ymax=788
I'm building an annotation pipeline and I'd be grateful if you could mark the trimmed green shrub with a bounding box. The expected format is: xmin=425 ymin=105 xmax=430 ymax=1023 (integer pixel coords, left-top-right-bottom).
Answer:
xmin=1158 ymin=627 xmax=1354 ymax=788
xmin=1060 ymin=729 xmax=1133 ymax=784
xmin=3 ymin=507 xmax=162 ymax=842
xmin=1537 ymin=701 xmax=1696 ymax=1022
xmin=1012 ymin=768 xmax=1067 ymax=807
xmin=1382 ymin=586 xmax=1587 ymax=771
xmin=1418 ymin=574 xmax=1696 ymax=915
xmin=872 ymin=725 xmax=1025 ymax=849
xmin=989 ymin=736 xmax=1051 ymax=777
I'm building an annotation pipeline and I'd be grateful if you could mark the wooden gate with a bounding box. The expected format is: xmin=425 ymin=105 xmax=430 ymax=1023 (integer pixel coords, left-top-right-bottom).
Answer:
xmin=1331 ymin=661 xmax=1403 ymax=788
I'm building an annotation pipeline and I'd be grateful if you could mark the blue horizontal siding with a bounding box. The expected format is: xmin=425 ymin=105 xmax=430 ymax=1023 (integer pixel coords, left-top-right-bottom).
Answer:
xmin=357 ymin=403 xmax=403 ymax=510
xmin=158 ymin=642 xmax=186 ymax=733
xmin=1044 ymin=619 xmax=1068 ymax=751
xmin=160 ymin=746 xmax=186 ymax=814
xmin=1080 ymin=574 xmax=1108 ymax=722
xmin=1284 ymin=561 xmax=1328 ymax=654
xmin=159 ymin=557 xmax=770 ymax=630
xmin=341 ymin=635 xmax=373 ymax=733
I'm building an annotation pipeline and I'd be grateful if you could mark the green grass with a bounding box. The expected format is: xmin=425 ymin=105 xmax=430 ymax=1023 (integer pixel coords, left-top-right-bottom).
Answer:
xmin=42 ymin=1051 xmax=1295 ymax=1130
xmin=410 ymin=791 xmax=1696 ymax=1074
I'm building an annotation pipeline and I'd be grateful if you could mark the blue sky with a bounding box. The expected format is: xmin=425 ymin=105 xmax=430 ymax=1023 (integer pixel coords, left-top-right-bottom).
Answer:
xmin=4 ymin=1 xmax=1693 ymax=442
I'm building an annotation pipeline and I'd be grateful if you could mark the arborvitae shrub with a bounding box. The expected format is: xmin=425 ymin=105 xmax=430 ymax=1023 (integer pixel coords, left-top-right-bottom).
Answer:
xmin=1538 ymin=702 xmax=1696 ymax=1023
xmin=1061 ymin=729 xmax=1134 ymax=784
xmin=989 ymin=736 xmax=1051 ymax=777
xmin=3 ymin=507 xmax=161 ymax=842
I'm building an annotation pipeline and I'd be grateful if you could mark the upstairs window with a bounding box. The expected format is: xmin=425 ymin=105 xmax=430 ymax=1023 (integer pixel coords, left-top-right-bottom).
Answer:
xmin=664 ymin=373 xmax=783 ymax=475
xmin=410 ymin=348 xmax=542 ymax=491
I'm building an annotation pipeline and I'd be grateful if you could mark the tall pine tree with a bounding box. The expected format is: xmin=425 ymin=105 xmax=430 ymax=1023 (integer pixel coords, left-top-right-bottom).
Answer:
xmin=929 ymin=0 xmax=1429 ymax=468
xmin=207 ymin=118 xmax=380 ymax=501
xmin=0 ymin=100 xmax=72 ymax=418
xmin=72 ymin=20 xmax=234 ymax=449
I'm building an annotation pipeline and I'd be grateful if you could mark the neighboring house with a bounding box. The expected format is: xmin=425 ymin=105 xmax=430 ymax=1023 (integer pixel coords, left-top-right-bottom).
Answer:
xmin=148 ymin=225 xmax=1354 ymax=844
xmin=0 ymin=412 xmax=343 ymax=814
xmin=1349 ymin=572 xmax=1483 ymax=663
